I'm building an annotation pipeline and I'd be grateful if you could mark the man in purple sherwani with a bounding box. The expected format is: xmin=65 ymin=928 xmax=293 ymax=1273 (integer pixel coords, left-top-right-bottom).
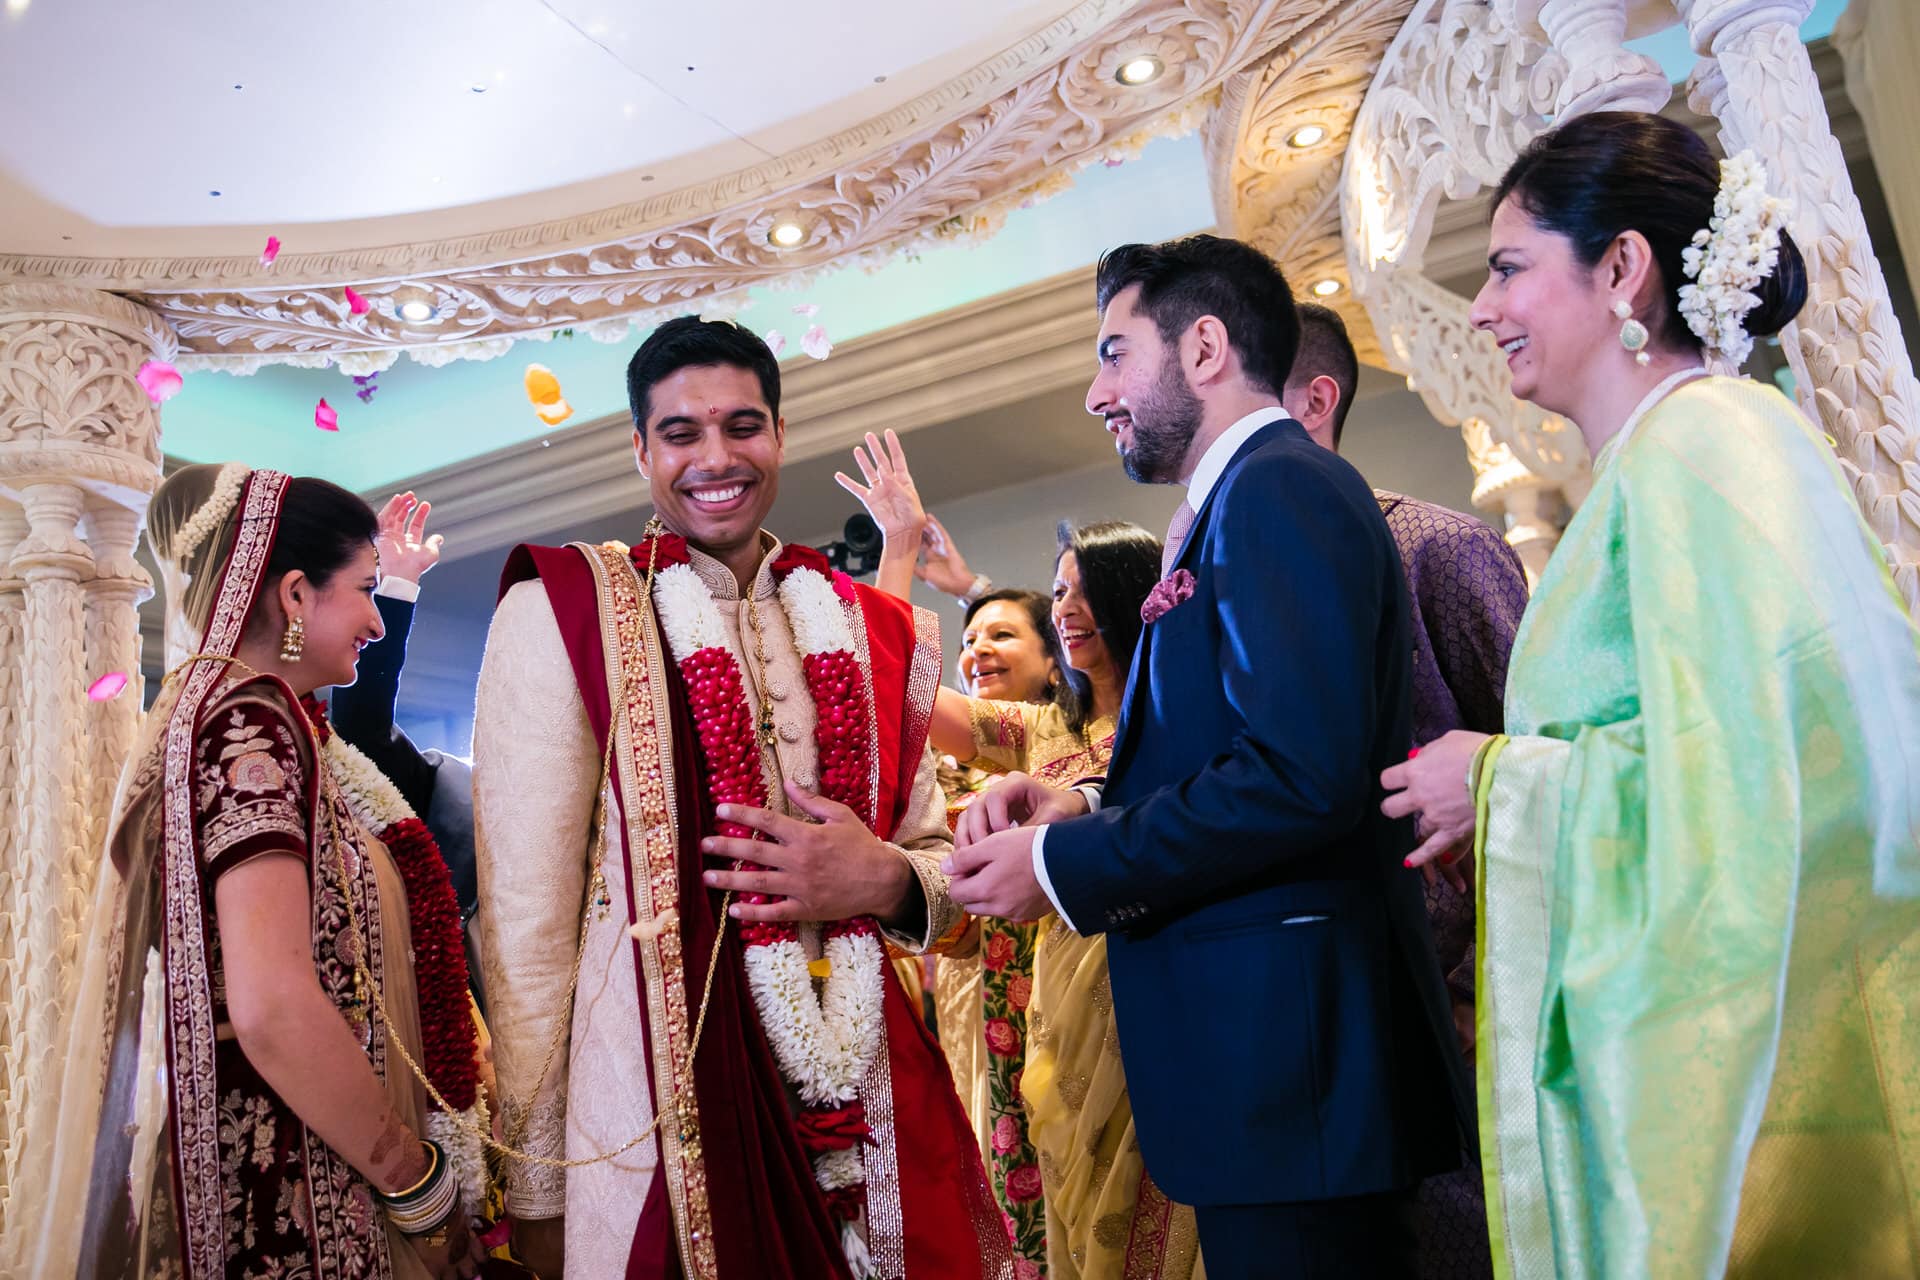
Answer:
xmin=1281 ymin=302 xmax=1530 ymax=1280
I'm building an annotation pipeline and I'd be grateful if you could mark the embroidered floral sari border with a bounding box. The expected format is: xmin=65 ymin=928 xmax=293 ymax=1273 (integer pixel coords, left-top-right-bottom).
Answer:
xmin=582 ymin=541 xmax=717 ymax=1279
xmin=162 ymin=469 xmax=287 ymax=1274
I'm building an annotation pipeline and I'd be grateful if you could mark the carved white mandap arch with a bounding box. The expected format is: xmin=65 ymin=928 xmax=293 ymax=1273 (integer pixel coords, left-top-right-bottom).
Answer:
xmin=1328 ymin=0 xmax=1920 ymax=609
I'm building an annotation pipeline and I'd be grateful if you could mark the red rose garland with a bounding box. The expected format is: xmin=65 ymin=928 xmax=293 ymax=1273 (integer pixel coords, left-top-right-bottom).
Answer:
xmin=643 ymin=536 xmax=888 ymax=1240
xmin=302 ymin=697 xmax=478 ymax=1111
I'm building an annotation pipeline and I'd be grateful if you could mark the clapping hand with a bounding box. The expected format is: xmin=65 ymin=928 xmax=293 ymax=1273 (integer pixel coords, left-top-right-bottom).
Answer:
xmin=376 ymin=491 xmax=445 ymax=584
xmin=915 ymin=514 xmax=978 ymax=598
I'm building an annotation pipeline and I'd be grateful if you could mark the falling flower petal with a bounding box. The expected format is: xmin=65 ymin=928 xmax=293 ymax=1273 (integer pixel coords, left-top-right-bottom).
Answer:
xmin=524 ymin=363 xmax=572 ymax=424
xmin=86 ymin=672 xmax=129 ymax=702
xmin=523 ymin=363 xmax=562 ymax=405
xmin=801 ymin=324 xmax=832 ymax=361
xmin=315 ymin=397 xmax=339 ymax=431
xmin=260 ymin=235 xmax=281 ymax=266
xmin=791 ymin=302 xmax=819 ymax=318
xmin=763 ymin=328 xmax=787 ymax=357
xmin=135 ymin=360 xmax=183 ymax=404
xmin=344 ymin=285 xmax=370 ymax=316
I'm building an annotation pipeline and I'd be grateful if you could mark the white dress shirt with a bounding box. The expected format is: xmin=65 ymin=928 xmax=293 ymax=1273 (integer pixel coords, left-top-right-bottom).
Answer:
xmin=1029 ymin=406 xmax=1292 ymax=930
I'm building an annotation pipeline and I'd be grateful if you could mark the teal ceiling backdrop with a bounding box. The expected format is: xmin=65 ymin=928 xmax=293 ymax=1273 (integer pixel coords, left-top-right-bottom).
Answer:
xmin=152 ymin=0 xmax=1845 ymax=494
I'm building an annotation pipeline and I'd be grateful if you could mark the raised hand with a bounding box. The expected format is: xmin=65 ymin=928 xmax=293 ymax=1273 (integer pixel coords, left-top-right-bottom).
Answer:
xmin=376 ymin=491 xmax=445 ymax=584
xmin=833 ymin=429 xmax=926 ymax=545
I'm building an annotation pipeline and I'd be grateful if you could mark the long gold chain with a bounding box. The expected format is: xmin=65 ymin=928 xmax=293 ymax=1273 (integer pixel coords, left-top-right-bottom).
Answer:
xmin=743 ymin=582 xmax=779 ymax=748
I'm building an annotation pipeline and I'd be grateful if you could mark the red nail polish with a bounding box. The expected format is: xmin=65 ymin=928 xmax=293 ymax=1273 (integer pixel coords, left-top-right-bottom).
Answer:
xmin=1403 ymin=857 xmax=1414 ymax=868
xmin=1408 ymin=747 xmax=1421 ymax=759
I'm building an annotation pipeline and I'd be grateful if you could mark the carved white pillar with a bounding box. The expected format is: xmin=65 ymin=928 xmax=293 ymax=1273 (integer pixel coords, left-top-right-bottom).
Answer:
xmin=1680 ymin=0 xmax=1920 ymax=614
xmin=1530 ymin=0 xmax=1671 ymax=117
xmin=0 ymin=503 xmax=25 ymax=1224
xmin=0 ymin=284 xmax=169 ymax=1238
xmin=1832 ymin=0 xmax=1920 ymax=313
xmin=82 ymin=501 xmax=151 ymax=858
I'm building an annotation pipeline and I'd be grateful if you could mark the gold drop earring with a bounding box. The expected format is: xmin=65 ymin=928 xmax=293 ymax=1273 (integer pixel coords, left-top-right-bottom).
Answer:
xmin=1613 ymin=299 xmax=1651 ymax=367
xmin=280 ymin=615 xmax=306 ymax=663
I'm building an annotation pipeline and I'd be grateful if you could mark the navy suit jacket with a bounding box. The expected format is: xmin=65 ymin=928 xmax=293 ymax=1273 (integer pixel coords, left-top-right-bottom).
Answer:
xmin=1043 ymin=417 xmax=1472 ymax=1207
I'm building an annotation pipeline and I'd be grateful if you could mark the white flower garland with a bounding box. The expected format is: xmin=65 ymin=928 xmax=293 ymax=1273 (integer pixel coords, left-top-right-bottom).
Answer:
xmin=172 ymin=462 xmax=250 ymax=561
xmin=322 ymin=733 xmax=490 ymax=1217
xmin=1677 ymin=150 xmax=1787 ymax=368
xmin=648 ymin=557 xmax=887 ymax=1150
xmin=777 ymin=563 xmax=856 ymax=656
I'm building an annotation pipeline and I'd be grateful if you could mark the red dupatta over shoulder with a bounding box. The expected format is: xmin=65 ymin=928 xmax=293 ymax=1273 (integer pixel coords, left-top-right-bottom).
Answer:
xmin=500 ymin=538 xmax=1009 ymax=1280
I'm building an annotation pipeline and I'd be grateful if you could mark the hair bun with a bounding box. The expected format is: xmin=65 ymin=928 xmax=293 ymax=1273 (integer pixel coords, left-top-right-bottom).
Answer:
xmin=1743 ymin=227 xmax=1808 ymax=339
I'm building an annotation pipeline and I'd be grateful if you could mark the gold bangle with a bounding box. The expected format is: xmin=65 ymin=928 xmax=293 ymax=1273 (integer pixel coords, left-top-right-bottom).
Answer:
xmin=378 ymin=1139 xmax=441 ymax=1202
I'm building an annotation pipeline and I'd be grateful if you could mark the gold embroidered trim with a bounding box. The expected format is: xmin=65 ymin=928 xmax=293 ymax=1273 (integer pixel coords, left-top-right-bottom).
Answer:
xmin=579 ymin=542 xmax=717 ymax=1279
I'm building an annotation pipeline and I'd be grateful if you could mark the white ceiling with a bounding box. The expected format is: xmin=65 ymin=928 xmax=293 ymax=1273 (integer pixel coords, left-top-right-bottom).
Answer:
xmin=0 ymin=0 xmax=1085 ymax=258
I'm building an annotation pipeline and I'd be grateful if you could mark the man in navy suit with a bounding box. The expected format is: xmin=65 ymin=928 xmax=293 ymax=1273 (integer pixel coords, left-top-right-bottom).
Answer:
xmin=947 ymin=236 xmax=1472 ymax=1276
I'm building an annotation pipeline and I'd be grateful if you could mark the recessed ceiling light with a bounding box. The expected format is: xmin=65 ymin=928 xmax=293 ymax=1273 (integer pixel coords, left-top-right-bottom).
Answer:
xmin=391 ymin=287 xmax=440 ymax=324
xmin=768 ymin=221 xmax=805 ymax=249
xmin=1287 ymin=124 xmax=1328 ymax=148
xmin=1311 ymin=278 xmax=1343 ymax=297
xmin=4 ymin=0 xmax=30 ymax=17
xmin=1115 ymin=55 xmax=1163 ymax=86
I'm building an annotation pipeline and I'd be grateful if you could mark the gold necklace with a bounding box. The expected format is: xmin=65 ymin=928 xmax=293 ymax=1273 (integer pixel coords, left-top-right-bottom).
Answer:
xmin=742 ymin=582 xmax=779 ymax=749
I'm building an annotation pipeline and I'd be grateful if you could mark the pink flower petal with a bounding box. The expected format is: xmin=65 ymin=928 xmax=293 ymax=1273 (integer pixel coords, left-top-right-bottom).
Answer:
xmin=801 ymin=323 xmax=832 ymax=361
xmin=315 ymin=397 xmax=339 ymax=431
xmin=763 ymin=328 xmax=787 ymax=357
xmin=135 ymin=360 xmax=183 ymax=404
xmin=791 ymin=302 xmax=819 ymax=318
xmin=86 ymin=672 xmax=129 ymax=702
xmin=344 ymin=285 xmax=370 ymax=316
xmin=260 ymin=235 xmax=281 ymax=266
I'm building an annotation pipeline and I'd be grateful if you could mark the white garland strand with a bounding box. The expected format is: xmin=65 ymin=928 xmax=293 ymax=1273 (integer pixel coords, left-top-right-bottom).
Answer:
xmin=651 ymin=563 xmax=731 ymax=655
xmin=1677 ymin=150 xmax=1787 ymax=368
xmin=776 ymin=565 xmax=856 ymax=656
xmin=321 ymin=732 xmax=489 ymax=1217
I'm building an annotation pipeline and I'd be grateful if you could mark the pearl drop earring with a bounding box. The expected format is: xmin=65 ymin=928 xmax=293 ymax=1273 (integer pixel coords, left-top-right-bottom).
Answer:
xmin=1613 ymin=299 xmax=1651 ymax=367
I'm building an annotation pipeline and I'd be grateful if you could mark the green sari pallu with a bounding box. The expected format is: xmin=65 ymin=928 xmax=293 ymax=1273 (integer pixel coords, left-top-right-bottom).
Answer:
xmin=1472 ymin=377 xmax=1920 ymax=1278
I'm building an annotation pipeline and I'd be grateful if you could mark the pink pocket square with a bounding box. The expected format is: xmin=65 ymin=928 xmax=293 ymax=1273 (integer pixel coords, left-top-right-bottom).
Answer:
xmin=1140 ymin=569 xmax=1195 ymax=625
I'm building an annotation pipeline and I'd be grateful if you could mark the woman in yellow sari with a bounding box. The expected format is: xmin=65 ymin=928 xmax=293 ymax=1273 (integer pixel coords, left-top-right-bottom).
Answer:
xmin=842 ymin=431 xmax=1198 ymax=1279
xmin=25 ymin=465 xmax=487 ymax=1279
xmin=1385 ymin=113 xmax=1920 ymax=1277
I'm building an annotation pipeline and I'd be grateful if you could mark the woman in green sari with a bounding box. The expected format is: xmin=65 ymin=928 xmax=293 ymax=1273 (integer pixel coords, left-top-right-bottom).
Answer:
xmin=1383 ymin=111 xmax=1920 ymax=1278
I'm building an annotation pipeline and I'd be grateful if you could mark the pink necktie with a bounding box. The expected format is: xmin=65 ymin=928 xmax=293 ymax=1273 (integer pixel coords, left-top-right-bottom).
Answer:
xmin=1162 ymin=499 xmax=1196 ymax=577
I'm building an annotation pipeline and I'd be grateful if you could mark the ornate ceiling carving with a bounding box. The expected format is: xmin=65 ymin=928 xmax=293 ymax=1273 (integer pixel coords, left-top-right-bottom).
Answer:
xmin=1206 ymin=0 xmax=1419 ymax=367
xmin=0 ymin=0 xmax=1365 ymax=373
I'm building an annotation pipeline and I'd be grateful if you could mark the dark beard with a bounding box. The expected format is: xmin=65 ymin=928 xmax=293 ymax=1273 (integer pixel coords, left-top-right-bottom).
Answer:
xmin=1118 ymin=358 xmax=1203 ymax=484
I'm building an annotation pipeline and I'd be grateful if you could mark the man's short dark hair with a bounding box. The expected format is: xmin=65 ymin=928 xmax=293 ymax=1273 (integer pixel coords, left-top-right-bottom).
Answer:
xmin=1288 ymin=302 xmax=1360 ymax=448
xmin=1094 ymin=235 xmax=1300 ymax=401
xmin=625 ymin=315 xmax=781 ymax=435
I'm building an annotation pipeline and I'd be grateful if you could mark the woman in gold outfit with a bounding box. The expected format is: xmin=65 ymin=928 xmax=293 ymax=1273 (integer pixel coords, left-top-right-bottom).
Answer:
xmin=844 ymin=432 xmax=1199 ymax=1279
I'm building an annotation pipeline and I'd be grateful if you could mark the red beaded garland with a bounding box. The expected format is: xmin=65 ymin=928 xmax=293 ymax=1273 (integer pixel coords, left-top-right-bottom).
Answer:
xmin=678 ymin=645 xmax=801 ymax=946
